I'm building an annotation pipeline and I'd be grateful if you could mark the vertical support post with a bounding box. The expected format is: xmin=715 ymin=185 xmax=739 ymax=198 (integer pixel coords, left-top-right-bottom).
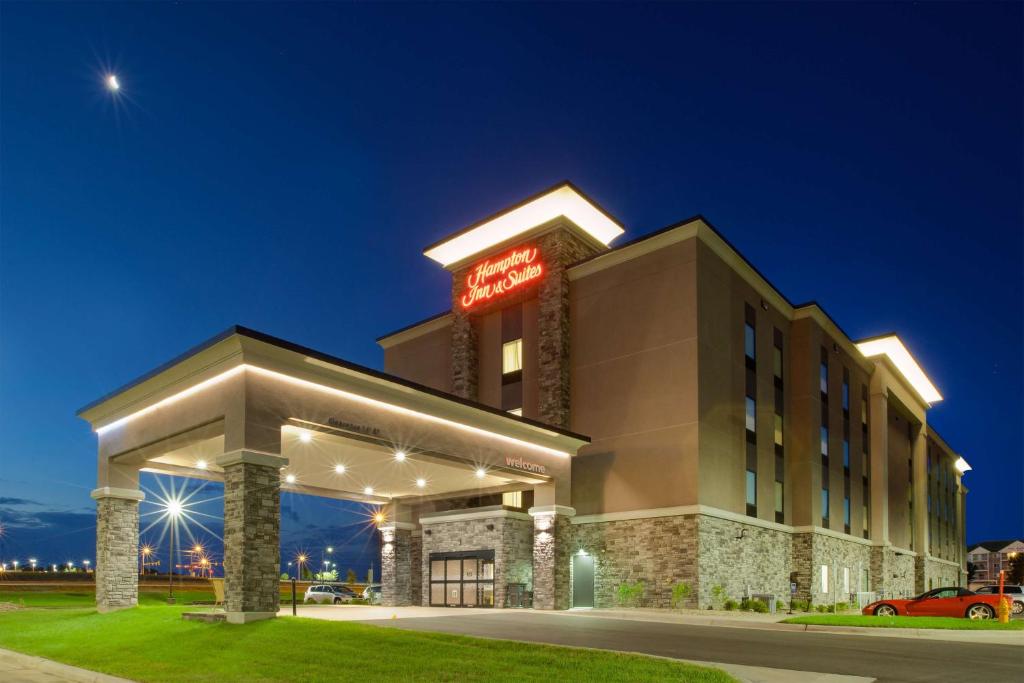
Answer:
xmin=217 ymin=450 xmax=287 ymax=624
xmin=380 ymin=524 xmax=415 ymax=607
xmin=92 ymin=487 xmax=145 ymax=613
xmin=912 ymin=423 xmax=929 ymax=592
xmin=529 ymin=504 xmax=575 ymax=610
xmin=868 ymin=389 xmax=890 ymax=545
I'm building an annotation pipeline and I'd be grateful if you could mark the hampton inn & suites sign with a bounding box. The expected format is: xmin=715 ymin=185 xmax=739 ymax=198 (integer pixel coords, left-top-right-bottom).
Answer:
xmin=460 ymin=246 xmax=543 ymax=309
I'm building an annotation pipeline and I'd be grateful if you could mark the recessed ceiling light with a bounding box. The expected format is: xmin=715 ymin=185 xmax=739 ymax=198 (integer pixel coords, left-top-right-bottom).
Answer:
xmin=415 ymin=478 xmax=426 ymax=488
xmin=394 ymin=450 xmax=406 ymax=462
xmin=195 ymin=460 xmax=207 ymax=470
xmin=334 ymin=464 xmax=345 ymax=474
xmin=285 ymin=474 xmax=296 ymax=484
xmin=299 ymin=431 xmax=312 ymax=443
xmin=475 ymin=467 xmax=486 ymax=479
xmin=364 ymin=486 xmax=374 ymax=496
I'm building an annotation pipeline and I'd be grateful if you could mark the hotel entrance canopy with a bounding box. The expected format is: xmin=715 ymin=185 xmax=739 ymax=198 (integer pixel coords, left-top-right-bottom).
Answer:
xmin=78 ymin=326 xmax=588 ymax=506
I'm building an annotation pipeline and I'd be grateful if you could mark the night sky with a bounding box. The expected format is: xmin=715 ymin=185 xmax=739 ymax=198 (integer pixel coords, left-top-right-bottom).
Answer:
xmin=1 ymin=2 xmax=1020 ymax=575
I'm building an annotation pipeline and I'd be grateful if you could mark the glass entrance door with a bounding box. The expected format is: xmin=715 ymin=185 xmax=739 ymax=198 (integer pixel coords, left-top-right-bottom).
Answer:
xmin=429 ymin=550 xmax=495 ymax=607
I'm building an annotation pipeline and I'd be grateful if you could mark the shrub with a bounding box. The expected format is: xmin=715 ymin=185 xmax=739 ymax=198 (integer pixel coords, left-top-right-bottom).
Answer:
xmin=816 ymin=604 xmax=828 ymax=613
xmin=776 ymin=599 xmax=785 ymax=612
xmin=789 ymin=599 xmax=810 ymax=612
xmin=670 ymin=582 xmax=692 ymax=609
xmin=710 ymin=584 xmax=726 ymax=608
xmin=739 ymin=598 xmax=752 ymax=611
xmin=280 ymin=573 xmax=290 ymax=581
xmin=616 ymin=580 xmax=645 ymax=607
xmin=835 ymin=601 xmax=849 ymax=613
xmin=750 ymin=599 xmax=769 ymax=613
xmin=723 ymin=599 xmax=738 ymax=611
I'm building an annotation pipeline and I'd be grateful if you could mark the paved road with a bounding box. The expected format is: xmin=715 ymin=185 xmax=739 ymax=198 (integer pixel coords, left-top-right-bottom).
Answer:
xmin=358 ymin=611 xmax=1024 ymax=683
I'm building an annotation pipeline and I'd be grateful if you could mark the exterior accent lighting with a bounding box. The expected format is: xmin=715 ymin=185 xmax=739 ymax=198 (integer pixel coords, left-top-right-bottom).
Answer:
xmin=415 ymin=478 xmax=426 ymax=488
xmin=460 ymin=246 xmax=543 ymax=309
xmin=374 ymin=512 xmax=386 ymax=525
xmin=334 ymin=464 xmax=346 ymax=474
xmin=195 ymin=459 xmax=207 ymax=470
xmin=954 ymin=457 xmax=972 ymax=474
xmin=299 ymin=431 xmax=312 ymax=443
xmin=423 ymin=183 xmax=624 ymax=267
xmin=475 ymin=467 xmax=487 ymax=479
xmin=394 ymin=450 xmax=406 ymax=462
xmin=94 ymin=364 xmax=574 ymax=459
xmin=364 ymin=486 xmax=374 ymax=496
xmin=166 ymin=499 xmax=183 ymax=518
xmin=855 ymin=335 xmax=942 ymax=404
xmin=105 ymin=74 xmax=120 ymax=91
xmin=284 ymin=473 xmax=297 ymax=484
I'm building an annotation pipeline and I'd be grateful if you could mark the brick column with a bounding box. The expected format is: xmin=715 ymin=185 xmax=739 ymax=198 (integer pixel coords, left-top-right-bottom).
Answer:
xmin=91 ymin=487 xmax=144 ymax=613
xmin=216 ymin=450 xmax=287 ymax=624
xmin=380 ymin=524 xmax=415 ymax=606
xmin=530 ymin=505 xmax=574 ymax=610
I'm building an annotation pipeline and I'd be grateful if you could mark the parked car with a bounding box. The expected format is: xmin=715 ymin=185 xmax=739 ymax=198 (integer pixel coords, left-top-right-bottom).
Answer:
xmin=304 ymin=584 xmax=358 ymax=604
xmin=974 ymin=584 xmax=1024 ymax=615
xmin=362 ymin=584 xmax=382 ymax=604
xmin=862 ymin=586 xmax=1010 ymax=619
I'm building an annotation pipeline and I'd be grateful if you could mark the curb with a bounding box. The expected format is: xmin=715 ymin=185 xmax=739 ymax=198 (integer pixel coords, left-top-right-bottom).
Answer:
xmin=0 ymin=648 xmax=134 ymax=682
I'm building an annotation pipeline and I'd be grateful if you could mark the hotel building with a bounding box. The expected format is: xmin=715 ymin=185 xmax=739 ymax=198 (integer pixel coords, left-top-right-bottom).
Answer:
xmin=80 ymin=182 xmax=969 ymax=621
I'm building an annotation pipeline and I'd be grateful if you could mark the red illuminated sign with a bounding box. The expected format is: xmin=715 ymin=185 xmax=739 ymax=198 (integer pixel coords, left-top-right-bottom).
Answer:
xmin=460 ymin=246 xmax=543 ymax=309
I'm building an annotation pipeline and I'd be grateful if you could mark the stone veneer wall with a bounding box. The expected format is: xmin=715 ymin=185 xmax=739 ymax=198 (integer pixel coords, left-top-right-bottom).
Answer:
xmin=420 ymin=514 xmax=532 ymax=608
xmin=697 ymin=516 xmax=792 ymax=608
xmin=381 ymin=527 xmax=413 ymax=607
xmin=222 ymin=462 xmax=282 ymax=615
xmin=410 ymin=533 xmax=423 ymax=606
xmin=870 ymin=545 xmax=916 ymax=599
xmin=795 ymin=531 xmax=872 ymax=605
xmin=572 ymin=515 xmax=699 ymax=608
xmin=917 ymin=555 xmax=963 ymax=591
xmin=94 ymin=496 xmax=140 ymax=612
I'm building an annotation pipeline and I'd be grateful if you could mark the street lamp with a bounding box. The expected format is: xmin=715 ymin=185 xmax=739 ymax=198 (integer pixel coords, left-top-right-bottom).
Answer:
xmin=29 ymin=558 xmax=37 ymax=571
xmin=11 ymin=560 xmax=18 ymax=572
xmin=83 ymin=560 xmax=90 ymax=572
xmin=165 ymin=498 xmax=183 ymax=604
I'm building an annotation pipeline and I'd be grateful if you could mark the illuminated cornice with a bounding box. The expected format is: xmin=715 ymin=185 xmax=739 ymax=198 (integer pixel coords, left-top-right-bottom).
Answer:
xmin=954 ymin=457 xmax=972 ymax=474
xmin=94 ymin=364 xmax=574 ymax=459
xmin=423 ymin=182 xmax=624 ymax=268
xmin=855 ymin=335 xmax=943 ymax=404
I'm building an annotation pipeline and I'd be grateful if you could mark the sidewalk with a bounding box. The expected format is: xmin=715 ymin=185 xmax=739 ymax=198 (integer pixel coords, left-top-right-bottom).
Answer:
xmin=0 ymin=649 xmax=132 ymax=683
xmin=554 ymin=608 xmax=1024 ymax=645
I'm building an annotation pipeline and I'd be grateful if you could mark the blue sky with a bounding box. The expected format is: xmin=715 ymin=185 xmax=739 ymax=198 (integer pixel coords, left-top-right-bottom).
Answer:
xmin=1 ymin=2 xmax=1020 ymax=571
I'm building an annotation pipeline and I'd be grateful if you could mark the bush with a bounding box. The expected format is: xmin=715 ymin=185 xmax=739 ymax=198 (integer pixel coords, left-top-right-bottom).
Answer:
xmin=816 ymin=604 xmax=828 ymax=613
xmin=789 ymin=599 xmax=810 ymax=612
xmin=616 ymin=580 xmax=645 ymax=607
xmin=711 ymin=584 xmax=726 ymax=608
xmin=670 ymin=582 xmax=692 ymax=609
xmin=723 ymin=599 xmax=738 ymax=611
xmin=835 ymin=602 xmax=849 ymax=613
xmin=750 ymin=599 xmax=769 ymax=613
xmin=776 ymin=599 xmax=786 ymax=612
xmin=739 ymin=598 xmax=752 ymax=612
xmin=280 ymin=573 xmax=290 ymax=581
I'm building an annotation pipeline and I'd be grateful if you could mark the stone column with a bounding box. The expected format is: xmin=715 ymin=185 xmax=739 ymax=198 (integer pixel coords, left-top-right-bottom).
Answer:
xmin=216 ymin=450 xmax=287 ymax=624
xmin=91 ymin=487 xmax=144 ymax=613
xmin=380 ymin=524 xmax=415 ymax=606
xmin=530 ymin=505 xmax=575 ymax=610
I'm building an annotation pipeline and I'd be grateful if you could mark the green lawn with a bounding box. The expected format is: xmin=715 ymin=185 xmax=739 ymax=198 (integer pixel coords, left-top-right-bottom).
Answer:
xmin=0 ymin=590 xmax=215 ymax=608
xmin=0 ymin=597 xmax=733 ymax=682
xmin=783 ymin=614 xmax=1024 ymax=630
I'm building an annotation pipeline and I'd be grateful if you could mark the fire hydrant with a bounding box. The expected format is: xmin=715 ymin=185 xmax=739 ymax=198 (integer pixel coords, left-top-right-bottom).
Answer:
xmin=997 ymin=596 xmax=1010 ymax=624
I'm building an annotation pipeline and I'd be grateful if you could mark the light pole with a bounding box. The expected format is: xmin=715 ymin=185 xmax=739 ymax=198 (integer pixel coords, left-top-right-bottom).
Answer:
xmin=83 ymin=560 xmax=90 ymax=573
xmin=11 ymin=560 xmax=17 ymax=572
xmin=166 ymin=499 xmax=183 ymax=604
xmin=29 ymin=558 xmax=36 ymax=572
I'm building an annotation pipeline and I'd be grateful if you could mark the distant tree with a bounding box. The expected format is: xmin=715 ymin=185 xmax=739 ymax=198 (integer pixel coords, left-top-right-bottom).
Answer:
xmin=346 ymin=568 xmax=357 ymax=584
xmin=967 ymin=562 xmax=977 ymax=583
xmin=314 ymin=570 xmax=338 ymax=582
xmin=1008 ymin=555 xmax=1024 ymax=585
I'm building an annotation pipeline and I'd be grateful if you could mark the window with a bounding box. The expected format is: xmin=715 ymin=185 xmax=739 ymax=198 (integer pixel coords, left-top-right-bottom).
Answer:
xmin=820 ymin=361 xmax=828 ymax=394
xmin=821 ymin=488 xmax=830 ymax=523
xmin=843 ymin=566 xmax=850 ymax=594
xmin=502 ymin=491 xmax=523 ymax=508
xmin=507 ymin=408 xmax=522 ymax=416
xmin=844 ymin=496 xmax=851 ymax=528
xmin=774 ymin=481 xmax=783 ymax=515
xmin=745 ymin=397 xmax=756 ymax=432
xmin=502 ymin=339 xmax=523 ymax=374
xmin=774 ymin=414 xmax=783 ymax=446
xmin=842 ymin=377 xmax=850 ymax=411
xmin=746 ymin=470 xmax=757 ymax=510
xmin=821 ymin=565 xmax=829 ymax=593
xmin=861 ymin=396 xmax=868 ymax=425
xmin=863 ymin=504 xmax=869 ymax=535
xmin=744 ymin=323 xmax=755 ymax=360
xmin=860 ymin=568 xmax=869 ymax=592
xmin=843 ymin=441 xmax=850 ymax=471
xmin=773 ymin=345 xmax=782 ymax=380
xmin=820 ymin=426 xmax=829 ymax=457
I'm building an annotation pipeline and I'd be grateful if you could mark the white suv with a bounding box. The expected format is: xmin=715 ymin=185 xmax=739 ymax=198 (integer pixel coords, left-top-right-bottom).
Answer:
xmin=304 ymin=585 xmax=357 ymax=605
xmin=975 ymin=585 xmax=1024 ymax=615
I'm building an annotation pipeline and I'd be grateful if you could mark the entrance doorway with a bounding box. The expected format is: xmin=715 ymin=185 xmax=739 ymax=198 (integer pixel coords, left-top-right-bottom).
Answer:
xmin=429 ymin=550 xmax=495 ymax=607
xmin=572 ymin=553 xmax=595 ymax=608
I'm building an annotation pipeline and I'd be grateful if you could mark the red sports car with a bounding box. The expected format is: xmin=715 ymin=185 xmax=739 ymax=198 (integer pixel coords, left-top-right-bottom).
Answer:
xmin=863 ymin=586 xmax=1010 ymax=619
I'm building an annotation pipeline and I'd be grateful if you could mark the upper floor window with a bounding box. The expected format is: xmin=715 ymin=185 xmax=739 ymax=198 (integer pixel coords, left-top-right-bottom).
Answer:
xmin=820 ymin=426 xmax=829 ymax=457
xmin=502 ymin=339 xmax=523 ymax=375
xmin=744 ymin=323 xmax=755 ymax=360
xmin=843 ymin=441 xmax=850 ymax=471
xmin=820 ymin=354 xmax=829 ymax=394
xmin=842 ymin=378 xmax=850 ymax=411
xmin=745 ymin=397 xmax=756 ymax=433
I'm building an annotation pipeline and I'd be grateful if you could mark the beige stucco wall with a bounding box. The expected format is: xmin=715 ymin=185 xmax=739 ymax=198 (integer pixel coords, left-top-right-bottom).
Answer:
xmin=382 ymin=324 xmax=452 ymax=394
xmin=568 ymin=238 xmax=699 ymax=515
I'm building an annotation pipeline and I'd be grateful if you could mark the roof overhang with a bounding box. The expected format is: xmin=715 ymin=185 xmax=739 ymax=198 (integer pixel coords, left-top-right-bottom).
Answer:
xmin=855 ymin=334 xmax=943 ymax=405
xmin=423 ymin=182 xmax=624 ymax=269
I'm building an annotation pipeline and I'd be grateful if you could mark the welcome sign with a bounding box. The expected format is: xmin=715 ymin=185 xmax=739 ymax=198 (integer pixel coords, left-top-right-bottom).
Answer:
xmin=460 ymin=246 xmax=543 ymax=309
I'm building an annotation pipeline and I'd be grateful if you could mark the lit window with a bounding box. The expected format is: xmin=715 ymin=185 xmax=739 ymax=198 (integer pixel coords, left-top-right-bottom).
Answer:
xmin=863 ymin=505 xmax=869 ymax=533
xmin=861 ymin=568 xmax=869 ymax=592
xmin=774 ymin=481 xmax=783 ymax=514
xmin=821 ymin=565 xmax=829 ymax=593
xmin=774 ymin=414 xmax=783 ymax=446
xmin=842 ymin=381 xmax=849 ymax=411
xmin=844 ymin=497 xmax=851 ymax=526
xmin=820 ymin=426 xmax=829 ymax=457
xmin=745 ymin=397 xmax=756 ymax=432
xmin=746 ymin=470 xmax=757 ymax=507
xmin=502 ymin=339 xmax=523 ymax=374
xmin=502 ymin=491 xmax=522 ymax=508
xmin=843 ymin=567 xmax=850 ymax=593
xmin=744 ymin=323 xmax=755 ymax=360
xmin=861 ymin=397 xmax=868 ymax=425
xmin=507 ymin=408 xmax=522 ymax=416
xmin=843 ymin=441 xmax=850 ymax=470
xmin=820 ymin=362 xmax=828 ymax=394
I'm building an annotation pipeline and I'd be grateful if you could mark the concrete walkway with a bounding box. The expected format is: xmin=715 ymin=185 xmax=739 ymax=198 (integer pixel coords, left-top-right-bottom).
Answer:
xmin=0 ymin=649 xmax=131 ymax=683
